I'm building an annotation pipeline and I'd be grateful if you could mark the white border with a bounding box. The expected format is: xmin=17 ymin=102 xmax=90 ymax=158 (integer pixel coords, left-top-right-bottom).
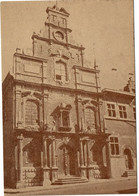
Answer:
xmin=0 ymin=1 xmax=139 ymax=196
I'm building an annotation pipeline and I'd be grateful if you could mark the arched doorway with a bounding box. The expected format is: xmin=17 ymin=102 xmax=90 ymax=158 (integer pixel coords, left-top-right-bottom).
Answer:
xmin=57 ymin=144 xmax=76 ymax=177
xmin=124 ymin=149 xmax=134 ymax=170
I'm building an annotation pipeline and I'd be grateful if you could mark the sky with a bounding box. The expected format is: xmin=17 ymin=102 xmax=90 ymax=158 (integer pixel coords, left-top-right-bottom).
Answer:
xmin=1 ymin=0 xmax=135 ymax=90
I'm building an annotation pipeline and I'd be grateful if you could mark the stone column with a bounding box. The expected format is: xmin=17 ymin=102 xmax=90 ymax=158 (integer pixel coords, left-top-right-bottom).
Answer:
xmin=80 ymin=140 xmax=84 ymax=166
xmin=105 ymin=139 xmax=112 ymax=178
xmin=82 ymin=104 xmax=86 ymax=131
xmin=43 ymin=137 xmax=51 ymax=186
xmin=49 ymin=143 xmax=52 ymax=168
xmin=77 ymin=151 xmax=80 ymax=167
xmin=51 ymin=138 xmax=58 ymax=183
xmin=42 ymin=62 xmax=47 ymax=84
xmin=43 ymin=138 xmax=48 ymax=168
xmin=77 ymin=98 xmax=83 ymax=132
xmin=84 ymin=141 xmax=87 ymax=166
xmin=80 ymin=139 xmax=86 ymax=178
xmin=95 ymin=108 xmax=100 ymax=132
xmin=52 ymin=139 xmax=56 ymax=167
xmin=87 ymin=140 xmax=91 ymax=179
xmin=43 ymin=93 xmax=49 ymax=129
xmin=87 ymin=140 xmax=91 ymax=166
xmin=16 ymin=134 xmax=24 ymax=188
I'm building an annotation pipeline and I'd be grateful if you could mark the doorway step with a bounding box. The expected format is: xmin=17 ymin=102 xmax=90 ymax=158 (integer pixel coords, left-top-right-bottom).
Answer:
xmin=122 ymin=170 xmax=136 ymax=177
xmin=52 ymin=176 xmax=88 ymax=185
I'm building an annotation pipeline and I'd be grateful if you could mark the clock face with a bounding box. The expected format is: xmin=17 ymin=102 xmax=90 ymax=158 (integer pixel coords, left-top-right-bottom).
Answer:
xmin=54 ymin=31 xmax=64 ymax=41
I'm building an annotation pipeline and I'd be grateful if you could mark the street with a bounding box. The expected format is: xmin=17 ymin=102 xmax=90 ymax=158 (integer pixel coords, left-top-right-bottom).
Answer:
xmin=5 ymin=178 xmax=137 ymax=195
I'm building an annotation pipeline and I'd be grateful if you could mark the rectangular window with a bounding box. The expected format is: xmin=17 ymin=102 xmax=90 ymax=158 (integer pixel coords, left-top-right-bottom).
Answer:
xmin=58 ymin=109 xmax=71 ymax=131
xmin=133 ymin=107 xmax=136 ymax=119
xmin=25 ymin=100 xmax=39 ymax=126
xmin=85 ymin=108 xmax=95 ymax=128
xmin=55 ymin=62 xmax=67 ymax=81
xmin=52 ymin=15 xmax=57 ymax=22
xmin=107 ymin=103 xmax=116 ymax=117
xmin=61 ymin=17 xmax=66 ymax=27
xmin=110 ymin=137 xmax=119 ymax=155
xmin=119 ymin=105 xmax=127 ymax=118
xmin=62 ymin=111 xmax=70 ymax=127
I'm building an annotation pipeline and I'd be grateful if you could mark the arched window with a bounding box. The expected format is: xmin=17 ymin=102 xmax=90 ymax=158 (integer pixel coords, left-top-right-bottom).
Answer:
xmin=55 ymin=62 xmax=67 ymax=81
xmin=25 ymin=100 xmax=39 ymax=126
xmin=85 ymin=107 xmax=96 ymax=129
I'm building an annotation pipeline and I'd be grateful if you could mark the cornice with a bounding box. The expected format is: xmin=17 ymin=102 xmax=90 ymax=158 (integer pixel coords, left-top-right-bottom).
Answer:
xmin=74 ymin=65 xmax=100 ymax=73
xmin=45 ymin=22 xmax=72 ymax=33
xmin=102 ymin=88 xmax=135 ymax=98
xmin=14 ymin=53 xmax=48 ymax=63
xmin=13 ymin=79 xmax=102 ymax=96
xmin=32 ymin=34 xmax=85 ymax=50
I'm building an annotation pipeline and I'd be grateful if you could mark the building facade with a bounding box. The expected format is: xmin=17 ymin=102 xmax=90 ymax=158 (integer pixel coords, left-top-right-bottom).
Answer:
xmin=102 ymin=79 xmax=136 ymax=178
xmin=3 ymin=5 xmax=136 ymax=188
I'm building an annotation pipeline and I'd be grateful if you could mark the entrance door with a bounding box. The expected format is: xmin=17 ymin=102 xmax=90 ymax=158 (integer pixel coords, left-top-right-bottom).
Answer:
xmin=124 ymin=149 xmax=133 ymax=170
xmin=57 ymin=145 xmax=75 ymax=177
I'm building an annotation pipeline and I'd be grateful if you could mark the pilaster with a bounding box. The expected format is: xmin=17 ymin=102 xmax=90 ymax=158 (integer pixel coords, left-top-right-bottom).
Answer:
xmin=105 ymin=139 xmax=112 ymax=178
xmin=16 ymin=134 xmax=25 ymax=188
xmin=79 ymin=139 xmax=87 ymax=179
xmin=43 ymin=93 xmax=49 ymax=129
xmin=43 ymin=137 xmax=51 ymax=186
xmin=15 ymin=89 xmax=22 ymax=128
xmin=48 ymin=136 xmax=58 ymax=183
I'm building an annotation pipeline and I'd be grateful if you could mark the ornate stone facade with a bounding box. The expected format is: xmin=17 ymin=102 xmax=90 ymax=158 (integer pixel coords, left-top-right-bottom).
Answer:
xmin=3 ymin=5 xmax=136 ymax=188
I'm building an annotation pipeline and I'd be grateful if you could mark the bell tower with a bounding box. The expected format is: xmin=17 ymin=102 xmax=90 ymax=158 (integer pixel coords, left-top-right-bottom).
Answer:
xmin=45 ymin=5 xmax=72 ymax=44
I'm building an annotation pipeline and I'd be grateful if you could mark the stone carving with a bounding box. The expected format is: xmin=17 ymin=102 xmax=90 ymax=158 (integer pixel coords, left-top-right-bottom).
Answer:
xmin=63 ymin=137 xmax=70 ymax=145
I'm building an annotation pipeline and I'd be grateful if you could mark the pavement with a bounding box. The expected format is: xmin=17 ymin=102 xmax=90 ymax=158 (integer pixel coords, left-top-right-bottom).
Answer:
xmin=4 ymin=176 xmax=137 ymax=195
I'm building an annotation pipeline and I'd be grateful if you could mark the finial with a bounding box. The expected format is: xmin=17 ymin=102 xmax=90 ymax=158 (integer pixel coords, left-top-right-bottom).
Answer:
xmin=93 ymin=43 xmax=97 ymax=69
xmin=55 ymin=0 xmax=59 ymax=10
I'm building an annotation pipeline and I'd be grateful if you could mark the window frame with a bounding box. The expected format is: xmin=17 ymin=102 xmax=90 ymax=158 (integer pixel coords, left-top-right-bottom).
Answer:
xmin=54 ymin=104 xmax=72 ymax=132
xmin=105 ymin=101 xmax=117 ymax=119
xmin=55 ymin=61 xmax=67 ymax=82
xmin=25 ymin=99 xmax=40 ymax=127
xmin=133 ymin=107 xmax=136 ymax=120
xmin=107 ymin=103 xmax=116 ymax=117
xmin=109 ymin=136 xmax=120 ymax=156
xmin=58 ymin=109 xmax=71 ymax=131
xmin=118 ymin=104 xmax=127 ymax=119
xmin=85 ymin=107 xmax=96 ymax=130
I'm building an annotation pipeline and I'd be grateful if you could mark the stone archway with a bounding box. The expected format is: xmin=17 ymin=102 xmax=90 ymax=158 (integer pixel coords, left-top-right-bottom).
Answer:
xmin=57 ymin=144 xmax=76 ymax=177
xmin=124 ymin=148 xmax=134 ymax=170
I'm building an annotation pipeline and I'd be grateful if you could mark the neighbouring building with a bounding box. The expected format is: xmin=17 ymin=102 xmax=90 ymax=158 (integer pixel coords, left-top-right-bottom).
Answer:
xmin=3 ymin=5 xmax=136 ymax=189
xmin=102 ymin=78 xmax=136 ymax=178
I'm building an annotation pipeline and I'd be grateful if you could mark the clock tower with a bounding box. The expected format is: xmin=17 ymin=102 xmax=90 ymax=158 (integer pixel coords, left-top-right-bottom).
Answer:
xmin=45 ymin=5 xmax=72 ymax=44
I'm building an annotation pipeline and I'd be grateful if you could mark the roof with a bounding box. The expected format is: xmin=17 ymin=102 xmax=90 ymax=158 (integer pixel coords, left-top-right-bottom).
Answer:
xmin=102 ymin=88 xmax=135 ymax=97
xmin=46 ymin=5 xmax=70 ymax=16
